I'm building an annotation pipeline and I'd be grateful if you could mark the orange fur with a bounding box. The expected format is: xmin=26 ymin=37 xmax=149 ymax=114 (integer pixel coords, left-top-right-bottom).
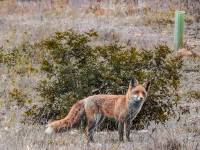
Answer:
xmin=47 ymin=100 xmax=85 ymax=132
xmin=45 ymin=79 xmax=150 ymax=142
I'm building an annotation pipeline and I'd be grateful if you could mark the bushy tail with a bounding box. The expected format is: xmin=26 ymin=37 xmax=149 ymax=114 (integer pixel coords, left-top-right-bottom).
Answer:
xmin=45 ymin=100 xmax=85 ymax=134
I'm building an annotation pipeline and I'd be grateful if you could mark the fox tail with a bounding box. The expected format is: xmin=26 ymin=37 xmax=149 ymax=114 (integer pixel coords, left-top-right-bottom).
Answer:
xmin=45 ymin=100 xmax=85 ymax=134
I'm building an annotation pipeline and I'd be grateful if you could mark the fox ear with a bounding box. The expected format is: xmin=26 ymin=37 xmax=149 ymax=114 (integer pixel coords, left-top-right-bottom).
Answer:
xmin=129 ymin=78 xmax=138 ymax=88
xmin=143 ymin=81 xmax=151 ymax=92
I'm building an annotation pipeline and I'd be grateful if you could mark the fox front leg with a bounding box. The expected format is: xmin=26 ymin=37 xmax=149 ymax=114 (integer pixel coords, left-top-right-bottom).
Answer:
xmin=125 ymin=119 xmax=131 ymax=142
xmin=118 ymin=121 xmax=124 ymax=141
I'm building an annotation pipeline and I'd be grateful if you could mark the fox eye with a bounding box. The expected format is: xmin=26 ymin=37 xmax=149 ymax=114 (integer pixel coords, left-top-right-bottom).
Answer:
xmin=134 ymin=90 xmax=139 ymax=94
xmin=142 ymin=91 xmax=146 ymax=96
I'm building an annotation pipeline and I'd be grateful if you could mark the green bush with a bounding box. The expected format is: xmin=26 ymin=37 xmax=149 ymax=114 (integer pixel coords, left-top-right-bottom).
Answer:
xmin=26 ymin=30 xmax=183 ymax=128
xmin=0 ymin=43 xmax=39 ymax=75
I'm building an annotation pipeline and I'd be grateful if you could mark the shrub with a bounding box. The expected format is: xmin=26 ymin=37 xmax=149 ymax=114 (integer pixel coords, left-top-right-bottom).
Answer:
xmin=0 ymin=43 xmax=39 ymax=75
xmin=9 ymin=88 xmax=32 ymax=108
xmin=25 ymin=30 xmax=183 ymax=128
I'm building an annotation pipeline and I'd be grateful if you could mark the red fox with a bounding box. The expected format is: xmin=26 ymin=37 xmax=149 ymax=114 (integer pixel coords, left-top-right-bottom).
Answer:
xmin=45 ymin=78 xmax=151 ymax=142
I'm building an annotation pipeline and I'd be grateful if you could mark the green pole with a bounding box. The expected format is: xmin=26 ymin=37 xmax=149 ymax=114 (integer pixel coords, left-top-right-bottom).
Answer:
xmin=174 ymin=11 xmax=185 ymax=50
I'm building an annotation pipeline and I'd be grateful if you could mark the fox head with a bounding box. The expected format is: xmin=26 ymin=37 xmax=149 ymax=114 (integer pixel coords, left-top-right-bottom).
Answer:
xmin=126 ymin=78 xmax=151 ymax=102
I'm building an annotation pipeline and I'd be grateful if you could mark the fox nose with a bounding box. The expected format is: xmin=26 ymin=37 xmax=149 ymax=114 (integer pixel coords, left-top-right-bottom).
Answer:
xmin=133 ymin=95 xmax=144 ymax=101
xmin=138 ymin=96 xmax=145 ymax=101
xmin=140 ymin=97 xmax=144 ymax=101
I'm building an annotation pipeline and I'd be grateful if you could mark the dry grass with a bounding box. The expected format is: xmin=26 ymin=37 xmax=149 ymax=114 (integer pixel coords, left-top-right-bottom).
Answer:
xmin=0 ymin=0 xmax=69 ymax=15
xmin=0 ymin=0 xmax=200 ymax=150
xmin=0 ymin=119 xmax=199 ymax=150
xmin=1 ymin=0 xmax=195 ymax=49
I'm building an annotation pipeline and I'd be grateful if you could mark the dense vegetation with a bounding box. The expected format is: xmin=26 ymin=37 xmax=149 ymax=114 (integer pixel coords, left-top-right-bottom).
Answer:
xmin=0 ymin=29 xmax=183 ymax=129
xmin=6 ymin=29 xmax=181 ymax=129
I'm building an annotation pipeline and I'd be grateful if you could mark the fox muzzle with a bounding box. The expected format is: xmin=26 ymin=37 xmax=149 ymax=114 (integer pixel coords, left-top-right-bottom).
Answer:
xmin=132 ymin=95 xmax=144 ymax=101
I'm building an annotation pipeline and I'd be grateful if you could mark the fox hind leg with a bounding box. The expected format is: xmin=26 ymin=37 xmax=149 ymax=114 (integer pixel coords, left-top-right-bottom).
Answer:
xmin=95 ymin=114 xmax=105 ymax=129
xmin=87 ymin=119 xmax=96 ymax=142
xmin=85 ymin=109 xmax=97 ymax=142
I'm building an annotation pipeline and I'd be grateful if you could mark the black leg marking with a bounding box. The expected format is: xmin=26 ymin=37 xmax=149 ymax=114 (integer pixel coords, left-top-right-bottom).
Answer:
xmin=118 ymin=122 xmax=124 ymax=141
xmin=87 ymin=120 xmax=96 ymax=142
xmin=125 ymin=119 xmax=131 ymax=142
xmin=95 ymin=114 xmax=105 ymax=128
